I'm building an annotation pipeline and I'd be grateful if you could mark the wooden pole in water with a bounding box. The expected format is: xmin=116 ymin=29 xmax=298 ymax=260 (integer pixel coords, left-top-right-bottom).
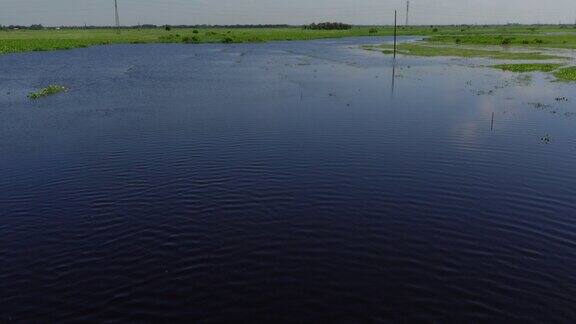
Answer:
xmin=491 ymin=112 xmax=495 ymax=131
xmin=394 ymin=10 xmax=397 ymax=58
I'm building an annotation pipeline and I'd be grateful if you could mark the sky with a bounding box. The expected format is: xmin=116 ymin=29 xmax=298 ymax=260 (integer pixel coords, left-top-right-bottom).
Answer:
xmin=1 ymin=0 xmax=576 ymax=26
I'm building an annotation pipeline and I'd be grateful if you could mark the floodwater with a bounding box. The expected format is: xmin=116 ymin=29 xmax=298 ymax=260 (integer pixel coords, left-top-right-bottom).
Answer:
xmin=1 ymin=37 xmax=576 ymax=322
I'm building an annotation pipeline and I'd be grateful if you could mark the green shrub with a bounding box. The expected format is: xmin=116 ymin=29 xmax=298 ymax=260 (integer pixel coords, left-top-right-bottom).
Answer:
xmin=182 ymin=36 xmax=200 ymax=43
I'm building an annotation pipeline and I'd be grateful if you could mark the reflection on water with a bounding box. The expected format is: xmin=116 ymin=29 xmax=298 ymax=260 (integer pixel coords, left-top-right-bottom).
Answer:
xmin=391 ymin=57 xmax=397 ymax=99
xmin=1 ymin=37 xmax=576 ymax=322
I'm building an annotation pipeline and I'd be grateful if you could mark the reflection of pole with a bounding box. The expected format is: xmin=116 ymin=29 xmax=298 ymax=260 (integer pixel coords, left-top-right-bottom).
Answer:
xmin=391 ymin=58 xmax=396 ymax=99
xmin=394 ymin=10 xmax=397 ymax=58
xmin=114 ymin=0 xmax=120 ymax=34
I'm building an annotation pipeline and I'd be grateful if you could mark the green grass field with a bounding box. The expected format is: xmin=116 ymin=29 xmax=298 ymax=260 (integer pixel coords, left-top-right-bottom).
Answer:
xmin=0 ymin=27 xmax=409 ymax=54
xmin=2 ymin=25 xmax=576 ymax=55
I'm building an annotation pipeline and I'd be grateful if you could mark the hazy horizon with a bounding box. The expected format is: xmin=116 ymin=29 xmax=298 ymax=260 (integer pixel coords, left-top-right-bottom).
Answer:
xmin=2 ymin=0 xmax=576 ymax=27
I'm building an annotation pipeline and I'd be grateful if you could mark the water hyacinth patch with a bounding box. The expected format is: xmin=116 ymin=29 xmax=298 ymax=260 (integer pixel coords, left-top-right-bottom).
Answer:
xmin=28 ymin=85 xmax=67 ymax=99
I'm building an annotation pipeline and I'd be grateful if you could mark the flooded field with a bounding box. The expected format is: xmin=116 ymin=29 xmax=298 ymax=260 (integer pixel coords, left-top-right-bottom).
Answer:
xmin=1 ymin=37 xmax=576 ymax=322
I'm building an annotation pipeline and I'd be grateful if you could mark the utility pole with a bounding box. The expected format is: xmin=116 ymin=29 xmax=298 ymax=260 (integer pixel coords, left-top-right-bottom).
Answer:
xmin=405 ymin=1 xmax=410 ymax=27
xmin=394 ymin=10 xmax=397 ymax=58
xmin=114 ymin=0 xmax=120 ymax=34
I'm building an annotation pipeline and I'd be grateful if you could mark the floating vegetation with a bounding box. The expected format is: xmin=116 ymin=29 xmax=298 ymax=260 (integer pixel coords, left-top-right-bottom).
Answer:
xmin=473 ymin=89 xmax=494 ymax=96
xmin=553 ymin=67 xmax=576 ymax=82
xmin=541 ymin=133 xmax=552 ymax=144
xmin=526 ymin=101 xmax=575 ymax=118
xmin=492 ymin=63 xmax=563 ymax=73
xmin=555 ymin=97 xmax=569 ymax=102
xmin=528 ymin=102 xmax=553 ymax=110
xmin=28 ymin=85 xmax=66 ymax=99
xmin=364 ymin=44 xmax=562 ymax=60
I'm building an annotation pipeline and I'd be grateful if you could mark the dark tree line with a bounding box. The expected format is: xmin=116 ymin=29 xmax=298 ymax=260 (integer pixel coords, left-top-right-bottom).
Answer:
xmin=304 ymin=22 xmax=352 ymax=30
xmin=0 ymin=24 xmax=293 ymax=31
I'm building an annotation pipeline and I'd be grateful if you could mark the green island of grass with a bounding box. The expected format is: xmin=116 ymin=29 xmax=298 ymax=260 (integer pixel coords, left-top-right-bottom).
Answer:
xmin=427 ymin=34 xmax=576 ymax=49
xmin=492 ymin=63 xmax=564 ymax=73
xmin=28 ymin=85 xmax=67 ymax=99
xmin=364 ymin=44 xmax=561 ymax=60
xmin=553 ymin=66 xmax=576 ymax=81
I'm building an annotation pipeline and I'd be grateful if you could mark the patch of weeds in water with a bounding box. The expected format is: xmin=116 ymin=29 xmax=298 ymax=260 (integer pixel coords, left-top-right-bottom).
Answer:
xmin=541 ymin=133 xmax=552 ymax=144
xmin=528 ymin=102 xmax=552 ymax=110
xmin=555 ymin=96 xmax=568 ymax=102
xmin=28 ymin=85 xmax=66 ymax=99
xmin=474 ymin=89 xmax=494 ymax=96
xmin=364 ymin=44 xmax=561 ymax=60
xmin=527 ymin=101 xmax=575 ymax=118
xmin=553 ymin=66 xmax=576 ymax=82
xmin=493 ymin=63 xmax=563 ymax=73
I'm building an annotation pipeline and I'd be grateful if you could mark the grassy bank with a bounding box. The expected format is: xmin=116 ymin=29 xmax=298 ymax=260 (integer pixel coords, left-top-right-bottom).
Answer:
xmin=0 ymin=27 xmax=388 ymax=54
xmin=1 ymin=25 xmax=576 ymax=55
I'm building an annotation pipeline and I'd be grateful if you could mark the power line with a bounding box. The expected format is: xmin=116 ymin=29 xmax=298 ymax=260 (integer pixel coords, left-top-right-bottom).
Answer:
xmin=114 ymin=0 xmax=120 ymax=33
xmin=405 ymin=1 xmax=410 ymax=26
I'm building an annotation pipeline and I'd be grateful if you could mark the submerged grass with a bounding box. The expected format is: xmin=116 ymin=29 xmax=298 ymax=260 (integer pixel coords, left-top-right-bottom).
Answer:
xmin=553 ymin=66 xmax=576 ymax=81
xmin=28 ymin=85 xmax=66 ymax=99
xmin=365 ymin=44 xmax=561 ymax=60
xmin=492 ymin=63 xmax=564 ymax=73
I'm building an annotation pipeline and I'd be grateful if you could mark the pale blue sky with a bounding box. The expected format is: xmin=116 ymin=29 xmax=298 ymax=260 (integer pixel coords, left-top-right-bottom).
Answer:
xmin=2 ymin=0 xmax=576 ymax=26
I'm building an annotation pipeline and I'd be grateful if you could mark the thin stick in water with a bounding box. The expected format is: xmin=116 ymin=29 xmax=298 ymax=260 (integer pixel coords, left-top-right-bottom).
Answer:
xmin=491 ymin=112 xmax=495 ymax=131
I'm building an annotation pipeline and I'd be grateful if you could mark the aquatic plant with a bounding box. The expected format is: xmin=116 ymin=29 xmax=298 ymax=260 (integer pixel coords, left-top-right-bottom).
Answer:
xmin=28 ymin=85 xmax=66 ymax=99
xmin=365 ymin=44 xmax=561 ymax=60
xmin=553 ymin=66 xmax=576 ymax=81
xmin=493 ymin=63 xmax=563 ymax=73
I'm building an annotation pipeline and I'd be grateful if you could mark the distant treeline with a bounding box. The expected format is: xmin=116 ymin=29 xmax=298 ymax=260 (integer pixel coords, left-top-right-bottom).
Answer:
xmin=0 ymin=24 xmax=292 ymax=30
xmin=2 ymin=23 xmax=575 ymax=31
xmin=304 ymin=22 xmax=352 ymax=30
